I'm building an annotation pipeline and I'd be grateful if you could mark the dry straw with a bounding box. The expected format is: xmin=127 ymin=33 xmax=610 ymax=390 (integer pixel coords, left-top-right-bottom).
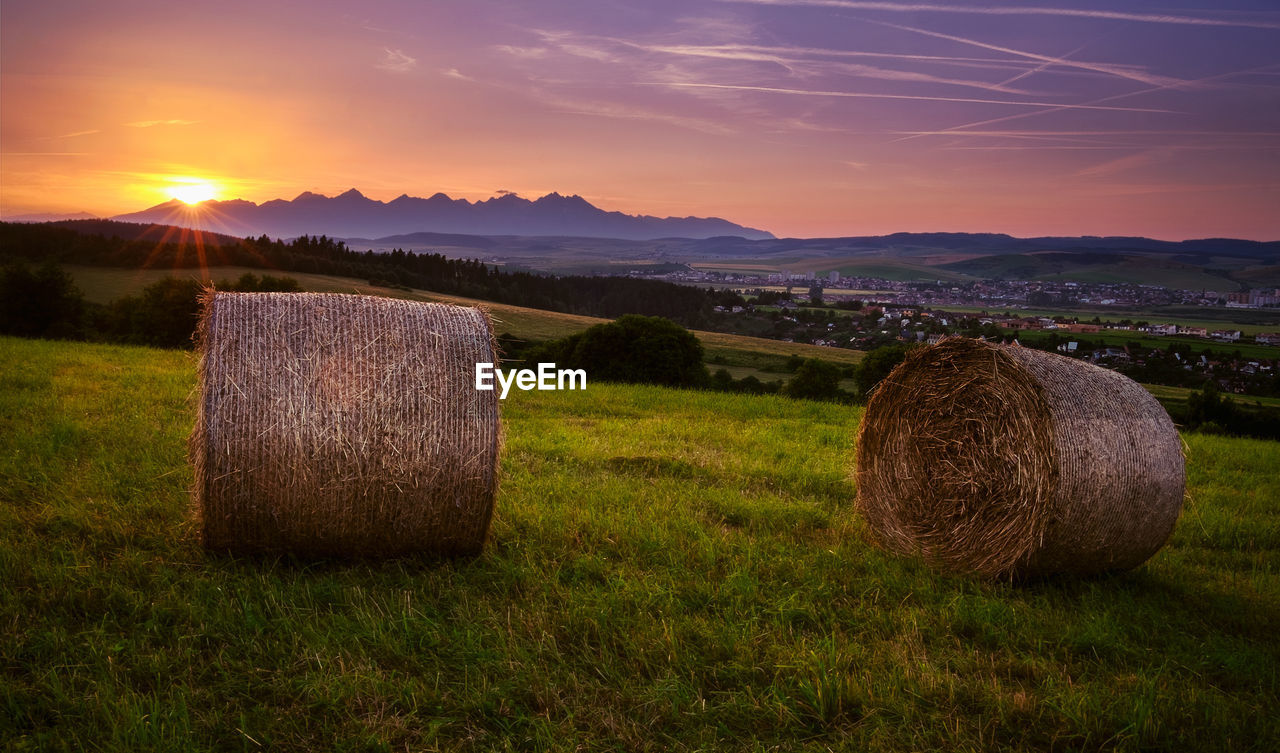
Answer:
xmin=191 ymin=291 xmax=501 ymax=557
xmin=856 ymin=337 xmax=1184 ymax=578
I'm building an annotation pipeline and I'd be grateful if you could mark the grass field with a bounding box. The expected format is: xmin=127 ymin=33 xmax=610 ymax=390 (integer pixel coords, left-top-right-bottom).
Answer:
xmin=2 ymin=336 xmax=1277 ymax=751
xmin=936 ymin=304 xmax=1280 ymax=337
xmin=1142 ymin=382 xmax=1280 ymax=409
xmin=1010 ymin=330 xmax=1279 ymax=361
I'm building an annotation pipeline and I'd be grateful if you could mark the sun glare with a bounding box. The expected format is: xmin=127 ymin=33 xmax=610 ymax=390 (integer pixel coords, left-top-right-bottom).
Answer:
xmin=167 ymin=179 xmax=219 ymax=205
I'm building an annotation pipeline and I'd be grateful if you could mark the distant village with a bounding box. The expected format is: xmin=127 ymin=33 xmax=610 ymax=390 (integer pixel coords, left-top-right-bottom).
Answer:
xmin=640 ymin=266 xmax=1280 ymax=310
xmin=630 ymin=268 xmax=1280 ymax=397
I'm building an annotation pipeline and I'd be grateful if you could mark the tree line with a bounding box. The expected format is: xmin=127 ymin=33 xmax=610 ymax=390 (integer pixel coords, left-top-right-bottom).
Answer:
xmin=0 ymin=221 xmax=735 ymax=327
xmin=0 ymin=262 xmax=300 ymax=348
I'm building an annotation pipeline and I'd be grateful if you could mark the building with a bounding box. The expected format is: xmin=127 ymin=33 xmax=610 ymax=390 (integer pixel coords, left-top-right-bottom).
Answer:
xmin=1061 ymin=323 xmax=1101 ymax=334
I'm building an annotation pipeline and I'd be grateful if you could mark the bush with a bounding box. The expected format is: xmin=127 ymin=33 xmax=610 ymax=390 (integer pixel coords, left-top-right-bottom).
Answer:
xmin=526 ymin=314 xmax=709 ymax=387
xmin=0 ymin=261 xmax=86 ymax=339
xmin=785 ymin=358 xmax=843 ymax=401
xmin=107 ymin=277 xmax=205 ymax=348
xmin=1180 ymin=381 xmax=1280 ymax=440
xmin=711 ymin=368 xmax=735 ymax=391
xmin=220 ymin=272 xmax=303 ymax=293
xmin=101 ymin=273 xmax=304 ymax=349
xmin=854 ymin=344 xmax=914 ymax=401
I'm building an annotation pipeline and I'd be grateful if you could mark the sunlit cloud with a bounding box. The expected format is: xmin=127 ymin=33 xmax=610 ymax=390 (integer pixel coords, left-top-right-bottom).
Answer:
xmin=533 ymin=30 xmax=627 ymax=64
xmin=493 ymin=45 xmax=550 ymax=59
xmin=47 ymin=129 xmax=101 ymax=140
xmin=1075 ymin=150 xmax=1166 ymax=179
xmin=376 ymin=47 xmax=417 ymax=73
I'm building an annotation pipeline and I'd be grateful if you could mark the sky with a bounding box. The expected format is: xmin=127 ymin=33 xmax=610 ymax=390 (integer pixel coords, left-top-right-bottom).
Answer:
xmin=2 ymin=0 xmax=1278 ymax=240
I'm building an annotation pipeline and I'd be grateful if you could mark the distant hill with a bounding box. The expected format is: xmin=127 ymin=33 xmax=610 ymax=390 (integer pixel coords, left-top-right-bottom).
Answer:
xmin=109 ymin=189 xmax=776 ymax=241
xmin=11 ymin=218 xmax=1277 ymax=288
xmin=698 ymin=233 xmax=1280 ymax=262
xmin=40 ymin=219 xmax=247 ymax=247
xmin=3 ymin=211 xmax=98 ymax=223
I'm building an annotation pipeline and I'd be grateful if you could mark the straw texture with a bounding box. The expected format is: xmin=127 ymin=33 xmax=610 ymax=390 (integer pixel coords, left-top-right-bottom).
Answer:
xmin=191 ymin=291 xmax=500 ymax=557
xmin=856 ymin=337 xmax=1184 ymax=578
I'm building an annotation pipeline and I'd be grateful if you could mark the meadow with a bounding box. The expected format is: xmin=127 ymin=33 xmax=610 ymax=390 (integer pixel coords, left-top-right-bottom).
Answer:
xmin=1 ymin=335 xmax=1278 ymax=752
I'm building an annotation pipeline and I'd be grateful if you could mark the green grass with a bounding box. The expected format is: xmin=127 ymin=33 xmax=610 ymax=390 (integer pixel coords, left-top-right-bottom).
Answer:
xmin=2 ymin=336 xmax=1278 ymax=751
xmin=1141 ymin=383 xmax=1280 ymax=410
xmin=826 ymin=259 xmax=975 ymax=282
xmin=1010 ymin=329 xmax=1279 ymax=361
xmin=939 ymin=304 xmax=1280 ymax=336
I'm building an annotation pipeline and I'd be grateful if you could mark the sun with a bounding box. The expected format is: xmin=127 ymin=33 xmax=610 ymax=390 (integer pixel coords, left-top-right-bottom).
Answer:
xmin=167 ymin=179 xmax=219 ymax=205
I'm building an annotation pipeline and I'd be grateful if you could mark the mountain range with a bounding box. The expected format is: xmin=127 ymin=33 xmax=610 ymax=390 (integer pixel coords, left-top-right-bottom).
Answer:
xmin=107 ymin=189 xmax=775 ymax=241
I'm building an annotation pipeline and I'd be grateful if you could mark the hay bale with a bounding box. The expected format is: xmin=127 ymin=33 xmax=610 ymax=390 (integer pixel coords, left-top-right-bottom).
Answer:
xmin=856 ymin=337 xmax=1184 ymax=578
xmin=191 ymin=291 xmax=500 ymax=557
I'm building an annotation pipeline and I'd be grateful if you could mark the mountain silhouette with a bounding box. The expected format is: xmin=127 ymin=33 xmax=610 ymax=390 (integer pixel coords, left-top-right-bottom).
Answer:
xmin=4 ymin=210 xmax=98 ymax=223
xmin=110 ymin=189 xmax=775 ymax=241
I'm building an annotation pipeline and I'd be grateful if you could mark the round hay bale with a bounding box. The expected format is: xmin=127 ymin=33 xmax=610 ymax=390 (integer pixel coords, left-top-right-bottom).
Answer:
xmin=190 ymin=291 xmax=501 ymax=557
xmin=856 ymin=337 xmax=1184 ymax=578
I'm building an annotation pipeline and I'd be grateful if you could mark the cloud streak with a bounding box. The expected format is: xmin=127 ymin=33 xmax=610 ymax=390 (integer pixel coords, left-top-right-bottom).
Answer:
xmin=895 ymin=64 xmax=1280 ymax=143
xmin=48 ymin=129 xmax=101 ymax=140
xmin=634 ymin=42 xmax=1035 ymax=94
xmin=125 ymin=119 xmax=198 ymax=128
xmin=376 ymin=48 xmax=417 ymax=73
xmin=540 ymin=92 xmax=737 ymax=135
xmin=647 ymin=81 xmax=1173 ymax=113
xmin=721 ymin=0 xmax=1280 ymax=30
xmin=868 ymin=19 xmax=1184 ymax=87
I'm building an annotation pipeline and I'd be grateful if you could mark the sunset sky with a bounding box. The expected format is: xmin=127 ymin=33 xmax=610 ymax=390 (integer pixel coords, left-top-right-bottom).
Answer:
xmin=2 ymin=0 xmax=1278 ymax=240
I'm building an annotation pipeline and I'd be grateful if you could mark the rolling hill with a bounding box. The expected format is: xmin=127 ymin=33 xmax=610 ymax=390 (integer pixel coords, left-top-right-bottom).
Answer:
xmin=10 ymin=218 xmax=1278 ymax=289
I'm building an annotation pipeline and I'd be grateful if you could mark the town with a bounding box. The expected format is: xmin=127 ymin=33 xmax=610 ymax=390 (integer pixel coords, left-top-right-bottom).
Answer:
xmin=626 ymin=268 xmax=1280 ymax=398
xmin=637 ymin=266 xmax=1280 ymax=311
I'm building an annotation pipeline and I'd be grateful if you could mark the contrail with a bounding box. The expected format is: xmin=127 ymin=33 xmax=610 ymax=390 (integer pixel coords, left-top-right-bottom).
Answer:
xmin=869 ymin=19 xmax=1183 ymax=87
xmin=893 ymin=64 xmax=1280 ymax=142
xmin=635 ymin=42 xmax=1029 ymax=71
xmin=994 ymin=42 xmax=1090 ymax=88
xmin=638 ymin=43 xmax=1035 ymax=94
xmin=895 ymin=130 xmax=1280 ymax=138
xmin=719 ymin=0 xmax=1280 ymax=30
xmin=647 ymin=81 xmax=1173 ymax=112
